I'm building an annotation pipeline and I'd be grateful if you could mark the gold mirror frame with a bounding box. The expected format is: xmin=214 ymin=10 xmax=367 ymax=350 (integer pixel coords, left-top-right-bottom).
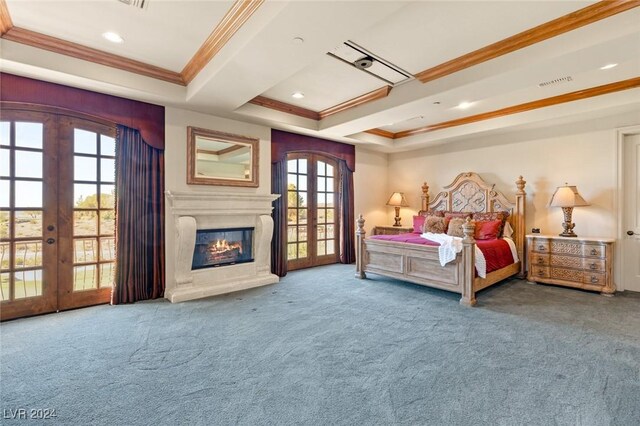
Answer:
xmin=187 ymin=126 xmax=259 ymax=187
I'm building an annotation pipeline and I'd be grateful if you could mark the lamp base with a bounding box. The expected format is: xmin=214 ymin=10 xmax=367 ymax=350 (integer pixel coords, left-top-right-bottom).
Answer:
xmin=559 ymin=207 xmax=578 ymax=237
xmin=393 ymin=206 xmax=402 ymax=227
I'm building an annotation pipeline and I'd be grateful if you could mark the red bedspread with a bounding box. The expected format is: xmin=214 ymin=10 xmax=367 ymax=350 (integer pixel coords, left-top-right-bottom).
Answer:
xmin=369 ymin=233 xmax=515 ymax=274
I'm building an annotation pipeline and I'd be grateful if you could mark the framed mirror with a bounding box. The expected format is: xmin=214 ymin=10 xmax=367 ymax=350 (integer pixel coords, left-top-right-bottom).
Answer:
xmin=187 ymin=126 xmax=259 ymax=187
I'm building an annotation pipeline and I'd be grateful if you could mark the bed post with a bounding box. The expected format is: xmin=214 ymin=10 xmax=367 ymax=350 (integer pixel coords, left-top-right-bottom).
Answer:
xmin=355 ymin=214 xmax=366 ymax=279
xmin=515 ymin=176 xmax=527 ymax=278
xmin=421 ymin=182 xmax=430 ymax=211
xmin=460 ymin=218 xmax=477 ymax=307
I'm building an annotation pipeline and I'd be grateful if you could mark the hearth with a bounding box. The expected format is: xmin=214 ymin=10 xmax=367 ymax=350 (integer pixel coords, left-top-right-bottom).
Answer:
xmin=192 ymin=227 xmax=254 ymax=269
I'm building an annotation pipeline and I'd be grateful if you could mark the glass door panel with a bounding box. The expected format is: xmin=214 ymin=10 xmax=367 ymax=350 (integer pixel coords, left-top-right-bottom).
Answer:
xmin=286 ymin=154 xmax=339 ymax=270
xmin=0 ymin=112 xmax=58 ymax=320
xmin=57 ymin=118 xmax=115 ymax=310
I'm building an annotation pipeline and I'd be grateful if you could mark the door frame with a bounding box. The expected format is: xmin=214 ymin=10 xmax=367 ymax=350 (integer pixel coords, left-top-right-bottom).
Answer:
xmin=286 ymin=152 xmax=341 ymax=271
xmin=615 ymin=124 xmax=640 ymax=292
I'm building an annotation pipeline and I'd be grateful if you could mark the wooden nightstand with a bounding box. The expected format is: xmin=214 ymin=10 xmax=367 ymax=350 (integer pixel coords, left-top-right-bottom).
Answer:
xmin=372 ymin=225 xmax=414 ymax=236
xmin=526 ymin=234 xmax=615 ymax=295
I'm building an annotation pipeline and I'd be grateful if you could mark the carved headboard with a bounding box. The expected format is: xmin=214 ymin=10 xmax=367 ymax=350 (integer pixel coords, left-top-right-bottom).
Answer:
xmin=420 ymin=172 xmax=527 ymax=274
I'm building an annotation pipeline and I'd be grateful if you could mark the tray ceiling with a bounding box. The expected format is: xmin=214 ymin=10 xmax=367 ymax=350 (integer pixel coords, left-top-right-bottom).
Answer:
xmin=1 ymin=0 xmax=639 ymax=152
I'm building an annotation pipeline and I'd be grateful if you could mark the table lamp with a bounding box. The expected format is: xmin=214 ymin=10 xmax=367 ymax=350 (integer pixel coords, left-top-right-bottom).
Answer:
xmin=386 ymin=192 xmax=409 ymax=227
xmin=549 ymin=184 xmax=589 ymax=237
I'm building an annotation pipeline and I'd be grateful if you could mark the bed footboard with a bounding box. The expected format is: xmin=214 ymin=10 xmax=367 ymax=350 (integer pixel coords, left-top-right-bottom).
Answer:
xmin=355 ymin=215 xmax=477 ymax=306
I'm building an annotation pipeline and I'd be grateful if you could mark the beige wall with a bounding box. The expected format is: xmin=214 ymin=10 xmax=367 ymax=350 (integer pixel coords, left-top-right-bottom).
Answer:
xmin=388 ymin=129 xmax=619 ymax=238
xmin=353 ymin=146 xmax=389 ymax=229
xmin=164 ymin=107 xmax=273 ymax=290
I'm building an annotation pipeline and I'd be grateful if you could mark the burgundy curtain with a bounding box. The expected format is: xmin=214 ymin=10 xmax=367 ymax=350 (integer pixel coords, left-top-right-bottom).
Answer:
xmin=112 ymin=125 xmax=165 ymax=304
xmin=339 ymin=160 xmax=355 ymax=264
xmin=271 ymin=161 xmax=288 ymax=277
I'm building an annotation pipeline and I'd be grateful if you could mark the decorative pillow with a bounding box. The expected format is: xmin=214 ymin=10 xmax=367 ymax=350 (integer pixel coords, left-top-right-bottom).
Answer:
xmin=444 ymin=211 xmax=472 ymax=220
xmin=474 ymin=220 xmax=502 ymax=240
xmin=423 ymin=210 xmax=445 ymax=218
xmin=423 ymin=216 xmax=447 ymax=234
xmin=472 ymin=211 xmax=510 ymax=238
xmin=412 ymin=215 xmax=426 ymax=233
xmin=446 ymin=218 xmax=470 ymax=237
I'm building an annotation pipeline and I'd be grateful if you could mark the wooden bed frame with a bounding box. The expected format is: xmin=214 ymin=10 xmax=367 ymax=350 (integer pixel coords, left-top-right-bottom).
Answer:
xmin=355 ymin=172 xmax=527 ymax=306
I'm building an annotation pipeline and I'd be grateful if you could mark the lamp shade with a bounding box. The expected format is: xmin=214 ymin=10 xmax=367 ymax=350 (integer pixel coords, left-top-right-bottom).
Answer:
xmin=549 ymin=185 xmax=589 ymax=208
xmin=386 ymin=192 xmax=409 ymax=207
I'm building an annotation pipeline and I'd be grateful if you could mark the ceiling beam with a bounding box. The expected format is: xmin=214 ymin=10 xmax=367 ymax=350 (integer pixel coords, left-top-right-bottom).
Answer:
xmin=2 ymin=27 xmax=185 ymax=85
xmin=181 ymin=0 xmax=264 ymax=84
xmin=318 ymin=86 xmax=392 ymax=119
xmin=414 ymin=0 xmax=640 ymax=84
xmin=0 ymin=0 xmax=12 ymax=36
xmin=248 ymin=95 xmax=320 ymax=120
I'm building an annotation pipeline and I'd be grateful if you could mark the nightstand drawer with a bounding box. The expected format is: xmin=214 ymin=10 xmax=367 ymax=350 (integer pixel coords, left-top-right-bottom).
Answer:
xmin=583 ymin=272 xmax=606 ymax=286
xmin=531 ymin=239 xmax=550 ymax=253
xmin=583 ymin=259 xmax=606 ymax=272
xmin=550 ymin=240 xmax=582 ymax=256
xmin=582 ymin=244 xmax=605 ymax=258
xmin=532 ymin=253 xmax=549 ymax=266
xmin=531 ymin=266 xmax=549 ymax=278
xmin=550 ymin=267 xmax=583 ymax=283
xmin=550 ymin=255 xmax=582 ymax=269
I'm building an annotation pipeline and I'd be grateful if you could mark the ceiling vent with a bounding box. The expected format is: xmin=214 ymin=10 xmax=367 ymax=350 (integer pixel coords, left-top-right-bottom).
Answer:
xmin=118 ymin=0 xmax=148 ymax=10
xmin=328 ymin=41 xmax=413 ymax=86
xmin=538 ymin=76 xmax=573 ymax=88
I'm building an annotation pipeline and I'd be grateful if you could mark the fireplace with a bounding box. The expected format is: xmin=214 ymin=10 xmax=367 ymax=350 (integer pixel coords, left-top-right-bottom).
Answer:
xmin=192 ymin=227 xmax=254 ymax=269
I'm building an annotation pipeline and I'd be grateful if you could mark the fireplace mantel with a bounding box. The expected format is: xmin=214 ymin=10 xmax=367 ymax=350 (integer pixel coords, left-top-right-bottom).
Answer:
xmin=165 ymin=190 xmax=280 ymax=302
xmin=166 ymin=191 xmax=279 ymax=216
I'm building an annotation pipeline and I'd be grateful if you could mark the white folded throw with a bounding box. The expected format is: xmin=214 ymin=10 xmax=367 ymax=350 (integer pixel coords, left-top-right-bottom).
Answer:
xmin=420 ymin=232 xmax=488 ymax=278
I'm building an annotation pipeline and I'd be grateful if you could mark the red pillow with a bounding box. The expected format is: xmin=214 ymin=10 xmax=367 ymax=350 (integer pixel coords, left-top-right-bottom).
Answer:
xmin=475 ymin=220 xmax=502 ymax=240
xmin=412 ymin=215 xmax=425 ymax=233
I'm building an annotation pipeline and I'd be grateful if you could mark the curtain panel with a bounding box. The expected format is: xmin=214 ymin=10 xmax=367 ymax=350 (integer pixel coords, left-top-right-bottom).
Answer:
xmin=112 ymin=125 xmax=165 ymax=304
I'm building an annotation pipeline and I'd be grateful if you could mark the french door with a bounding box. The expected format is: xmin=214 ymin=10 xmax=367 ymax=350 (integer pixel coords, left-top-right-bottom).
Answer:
xmin=286 ymin=153 xmax=340 ymax=270
xmin=1 ymin=108 xmax=116 ymax=320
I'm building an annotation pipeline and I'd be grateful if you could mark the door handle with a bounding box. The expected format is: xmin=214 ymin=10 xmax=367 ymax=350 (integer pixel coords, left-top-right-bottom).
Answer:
xmin=46 ymin=238 xmax=55 ymax=244
xmin=628 ymin=230 xmax=635 ymax=236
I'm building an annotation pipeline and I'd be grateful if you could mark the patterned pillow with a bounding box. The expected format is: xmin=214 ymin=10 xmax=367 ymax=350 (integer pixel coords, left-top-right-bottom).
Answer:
xmin=412 ymin=215 xmax=426 ymax=233
xmin=423 ymin=216 xmax=447 ymax=234
xmin=472 ymin=211 xmax=510 ymax=238
xmin=446 ymin=217 xmax=470 ymax=238
xmin=423 ymin=210 xmax=445 ymax=218
xmin=444 ymin=211 xmax=472 ymax=220
xmin=474 ymin=220 xmax=502 ymax=240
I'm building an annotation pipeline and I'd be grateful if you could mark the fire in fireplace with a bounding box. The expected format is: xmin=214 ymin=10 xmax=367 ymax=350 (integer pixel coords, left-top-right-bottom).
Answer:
xmin=192 ymin=227 xmax=254 ymax=269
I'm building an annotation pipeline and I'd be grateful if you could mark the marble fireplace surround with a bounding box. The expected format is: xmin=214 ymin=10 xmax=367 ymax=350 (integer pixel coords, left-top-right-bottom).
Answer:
xmin=165 ymin=191 xmax=280 ymax=303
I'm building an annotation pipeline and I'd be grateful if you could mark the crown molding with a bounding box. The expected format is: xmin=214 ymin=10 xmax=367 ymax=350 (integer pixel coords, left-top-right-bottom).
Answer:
xmin=415 ymin=0 xmax=640 ymax=84
xmin=0 ymin=0 xmax=13 ymax=36
xmin=318 ymin=86 xmax=391 ymax=119
xmin=364 ymin=128 xmax=395 ymax=139
xmin=248 ymin=95 xmax=320 ymax=120
xmin=2 ymin=27 xmax=186 ymax=85
xmin=181 ymin=0 xmax=264 ymax=84
xmin=392 ymin=77 xmax=640 ymax=138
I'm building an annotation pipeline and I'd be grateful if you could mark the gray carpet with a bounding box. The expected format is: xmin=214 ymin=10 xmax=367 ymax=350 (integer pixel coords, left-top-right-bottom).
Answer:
xmin=1 ymin=264 xmax=639 ymax=425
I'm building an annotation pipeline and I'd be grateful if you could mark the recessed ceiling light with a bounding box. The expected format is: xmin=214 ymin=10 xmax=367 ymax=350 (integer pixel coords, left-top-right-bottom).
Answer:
xmin=600 ymin=63 xmax=618 ymax=70
xmin=457 ymin=101 xmax=473 ymax=110
xmin=292 ymin=37 xmax=304 ymax=45
xmin=291 ymin=92 xmax=305 ymax=99
xmin=102 ymin=32 xmax=124 ymax=43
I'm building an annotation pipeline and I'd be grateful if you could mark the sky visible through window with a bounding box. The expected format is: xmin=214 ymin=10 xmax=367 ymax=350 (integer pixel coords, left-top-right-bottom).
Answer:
xmin=0 ymin=123 xmax=115 ymax=208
